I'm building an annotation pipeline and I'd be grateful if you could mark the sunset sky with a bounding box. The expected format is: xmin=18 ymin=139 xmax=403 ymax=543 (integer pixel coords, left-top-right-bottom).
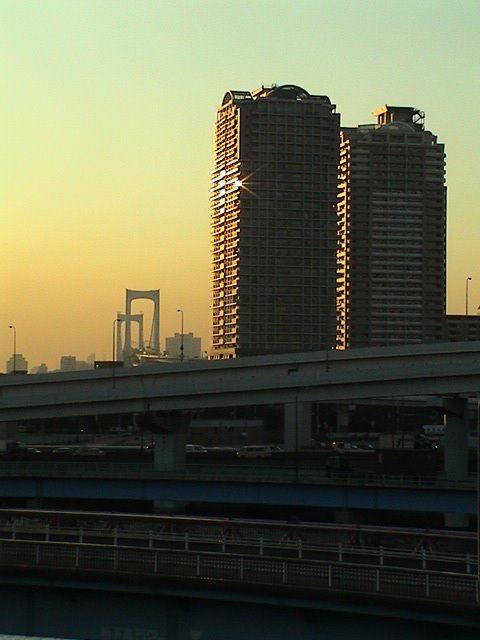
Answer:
xmin=1 ymin=0 xmax=479 ymax=371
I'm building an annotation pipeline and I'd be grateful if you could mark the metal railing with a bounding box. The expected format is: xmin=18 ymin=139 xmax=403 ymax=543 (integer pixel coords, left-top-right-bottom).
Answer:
xmin=0 ymin=538 xmax=477 ymax=606
xmin=0 ymin=518 xmax=476 ymax=575
xmin=0 ymin=461 xmax=474 ymax=490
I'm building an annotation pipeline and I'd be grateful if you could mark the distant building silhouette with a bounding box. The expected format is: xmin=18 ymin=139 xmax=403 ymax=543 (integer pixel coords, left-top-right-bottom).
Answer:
xmin=59 ymin=355 xmax=94 ymax=372
xmin=165 ymin=333 xmax=201 ymax=360
xmin=60 ymin=355 xmax=77 ymax=372
xmin=6 ymin=354 xmax=28 ymax=374
xmin=31 ymin=363 xmax=48 ymax=374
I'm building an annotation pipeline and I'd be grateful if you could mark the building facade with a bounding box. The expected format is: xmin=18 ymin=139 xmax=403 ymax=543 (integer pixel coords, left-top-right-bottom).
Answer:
xmin=446 ymin=314 xmax=480 ymax=342
xmin=60 ymin=355 xmax=77 ymax=372
xmin=6 ymin=353 xmax=28 ymax=374
xmin=210 ymin=85 xmax=340 ymax=358
xmin=337 ymin=105 xmax=446 ymax=349
xmin=165 ymin=332 xmax=202 ymax=360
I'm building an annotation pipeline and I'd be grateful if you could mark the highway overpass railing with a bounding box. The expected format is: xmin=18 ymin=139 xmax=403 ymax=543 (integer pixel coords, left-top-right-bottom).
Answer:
xmin=0 ymin=538 xmax=477 ymax=607
xmin=0 ymin=461 xmax=475 ymax=490
xmin=0 ymin=514 xmax=476 ymax=575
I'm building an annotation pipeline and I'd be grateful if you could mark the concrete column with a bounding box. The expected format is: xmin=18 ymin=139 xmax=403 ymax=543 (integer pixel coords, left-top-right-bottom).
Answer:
xmin=0 ymin=422 xmax=17 ymax=455
xmin=153 ymin=431 xmax=186 ymax=471
xmin=149 ymin=411 xmax=188 ymax=514
xmin=298 ymin=402 xmax=313 ymax=448
xmin=0 ymin=422 xmax=16 ymax=439
xmin=138 ymin=409 xmax=188 ymax=472
xmin=444 ymin=396 xmax=469 ymax=478
xmin=283 ymin=401 xmax=313 ymax=451
xmin=150 ymin=411 xmax=188 ymax=472
xmin=443 ymin=396 xmax=469 ymax=528
xmin=336 ymin=406 xmax=350 ymax=433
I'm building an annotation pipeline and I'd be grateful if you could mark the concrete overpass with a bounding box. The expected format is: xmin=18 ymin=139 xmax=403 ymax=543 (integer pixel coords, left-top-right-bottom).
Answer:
xmin=0 ymin=341 xmax=479 ymax=421
xmin=0 ymin=464 xmax=475 ymax=516
xmin=1 ymin=572 xmax=478 ymax=640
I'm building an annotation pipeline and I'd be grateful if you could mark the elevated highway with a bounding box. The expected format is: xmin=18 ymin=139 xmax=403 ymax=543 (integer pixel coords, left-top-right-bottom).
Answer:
xmin=0 ymin=461 xmax=475 ymax=516
xmin=0 ymin=341 xmax=479 ymax=420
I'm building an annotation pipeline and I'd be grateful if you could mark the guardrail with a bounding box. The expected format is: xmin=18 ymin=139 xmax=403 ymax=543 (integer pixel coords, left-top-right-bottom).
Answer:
xmin=0 ymin=461 xmax=474 ymax=490
xmin=0 ymin=538 xmax=477 ymax=606
xmin=0 ymin=519 xmax=476 ymax=575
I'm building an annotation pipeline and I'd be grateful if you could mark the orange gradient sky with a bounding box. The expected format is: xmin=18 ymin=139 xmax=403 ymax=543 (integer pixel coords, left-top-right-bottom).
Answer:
xmin=1 ymin=0 xmax=479 ymax=371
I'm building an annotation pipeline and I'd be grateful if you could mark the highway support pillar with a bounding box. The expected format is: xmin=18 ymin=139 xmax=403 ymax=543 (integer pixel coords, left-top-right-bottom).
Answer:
xmin=141 ymin=410 xmax=189 ymax=515
xmin=153 ymin=431 xmax=186 ymax=471
xmin=148 ymin=411 xmax=188 ymax=472
xmin=0 ymin=422 xmax=17 ymax=449
xmin=443 ymin=395 xmax=469 ymax=528
xmin=152 ymin=434 xmax=185 ymax=512
xmin=336 ymin=406 xmax=350 ymax=433
xmin=284 ymin=401 xmax=313 ymax=452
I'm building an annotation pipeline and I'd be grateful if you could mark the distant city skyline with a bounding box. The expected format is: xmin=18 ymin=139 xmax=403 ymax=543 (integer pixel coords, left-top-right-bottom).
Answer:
xmin=2 ymin=1 xmax=479 ymax=371
xmin=4 ymin=326 xmax=204 ymax=373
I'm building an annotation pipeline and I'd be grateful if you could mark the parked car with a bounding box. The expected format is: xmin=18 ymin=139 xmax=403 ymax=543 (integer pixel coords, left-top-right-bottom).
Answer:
xmin=236 ymin=445 xmax=282 ymax=458
xmin=52 ymin=447 xmax=74 ymax=454
xmin=185 ymin=444 xmax=208 ymax=453
xmin=109 ymin=426 xmax=128 ymax=434
xmin=331 ymin=441 xmax=358 ymax=450
xmin=73 ymin=447 xmax=105 ymax=457
xmin=27 ymin=447 xmax=42 ymax=455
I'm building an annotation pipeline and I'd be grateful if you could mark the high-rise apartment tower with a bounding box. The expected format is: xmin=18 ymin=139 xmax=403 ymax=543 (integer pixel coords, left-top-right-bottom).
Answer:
xmin=210 ymin=85 xmax=340 ymax=358
xmin=337 ymin=105 xmax=446 ymax=349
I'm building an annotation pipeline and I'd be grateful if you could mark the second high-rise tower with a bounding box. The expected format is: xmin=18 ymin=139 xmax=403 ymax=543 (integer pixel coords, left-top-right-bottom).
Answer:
xmin=337 ymin=105 xmax=446 ymax=348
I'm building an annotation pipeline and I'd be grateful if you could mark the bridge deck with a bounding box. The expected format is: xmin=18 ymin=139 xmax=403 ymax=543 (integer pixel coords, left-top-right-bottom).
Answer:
xmin=0 ymin=462 xmax=475 ymax=514
xmin=1 ymin=341 xmax=480 ymax=419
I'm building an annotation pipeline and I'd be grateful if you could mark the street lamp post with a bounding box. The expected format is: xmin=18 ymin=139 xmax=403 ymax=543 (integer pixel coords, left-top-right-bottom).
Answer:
xmin=466 ymin=277 xmax=472 ymax=315
xmin=112 ymin=318 xmax=121 ymax=386
xmin=112 ymin=318 xmax=121 ymax=363
xmin=8 ymin=325 xmax=16 ymax=374
xmin=177 ymin=309 xmax=184 ymax=362
xmin=477 ymin=399 xmax=480 ymax=595
xmin=295 ymin=396 xmax=299 ymax=482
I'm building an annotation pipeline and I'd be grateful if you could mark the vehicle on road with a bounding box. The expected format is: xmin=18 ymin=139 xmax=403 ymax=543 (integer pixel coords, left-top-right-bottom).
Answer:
xmin=52 ymin=447 xmax=74 ymax=454
xmin=186 ymin=444 xmax=208 ymax=453
xmin=73 ymin=447 xmax=105 ymax=457
xmin=236 ymin=445 xmax=282 ymax=458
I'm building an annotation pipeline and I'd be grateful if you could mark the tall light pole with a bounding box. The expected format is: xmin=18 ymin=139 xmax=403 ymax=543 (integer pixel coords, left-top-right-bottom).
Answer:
xmin=466 ymin=277 xmax=472 ymax=315
xmin=112 ymin=318 xmax=121 ymax=386
xmin=112 ymin=318 xmax=121 ymax=363
xmin=477 ymin=398 xmax=480 ymax=594
xmin=8 ymin=325 xmax=16 ymax=374
xmin=177 ymin=309 xmax=184 ymax=362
